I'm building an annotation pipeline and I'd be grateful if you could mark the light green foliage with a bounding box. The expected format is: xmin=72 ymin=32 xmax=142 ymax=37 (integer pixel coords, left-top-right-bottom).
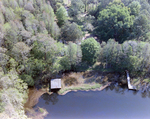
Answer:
xmin=4 ymin=7 xmax=16 ymax=22
xmin=81 ymin=38 xmax=100 ymax=65
xmin=95 ymin=0 xmax=134 ymax=43
xmin=61 ymin=22 xmax=83 ymax=42
xmin=56 ymin=6 xmax=68 ymax=27
xmin=128 ymin=1 xmax=141 ymax=16
xmin=66 ymin=42 xmax=81 ymax=66
xmin=60 ymin=42 xmax=82 ymax=70
xmin=3 ymin=21 xmax=23 ymax=50
xmin=12 ymin=42 xmax=30 ymax=73
xmin=0 ymin=72 xmax=28 ymax=118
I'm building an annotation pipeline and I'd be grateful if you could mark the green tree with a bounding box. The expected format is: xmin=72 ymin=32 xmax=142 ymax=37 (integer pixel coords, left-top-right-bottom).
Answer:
xmin=61 ymin=22 xmax=83 ymax=42
xmin=128 ymin=1 xmax=141 ymax=16
xmin=47 ymin=0 xmax=64 ymax=12
xmin=95 ymin=0 xmax=134 ymax=43
xmin=56 ymin=6 xmax=68 ymax=27
xmin=12 ymin=42 xmax=30 ymax=73
xmin=81 ymin=37 xmax=100 ymax=64
xmin=60 ymin=42 xmax=82 ymax=71
xmin=68 ymin=0 xmax=85 ymax=17
xmin=0 ymin=72 xmax=28 ymax=118
xmin=131 ymin=11 xmax=150 ymax=42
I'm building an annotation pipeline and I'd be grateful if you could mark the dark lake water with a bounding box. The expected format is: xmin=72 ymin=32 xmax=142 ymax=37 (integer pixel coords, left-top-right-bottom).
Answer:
xmin=35 ymin=85 xmax=150 ymax=119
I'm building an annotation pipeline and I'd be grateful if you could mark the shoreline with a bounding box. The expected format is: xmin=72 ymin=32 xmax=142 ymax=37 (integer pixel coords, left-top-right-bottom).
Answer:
xmin=58 ymin=82 xmax=111 ymax=95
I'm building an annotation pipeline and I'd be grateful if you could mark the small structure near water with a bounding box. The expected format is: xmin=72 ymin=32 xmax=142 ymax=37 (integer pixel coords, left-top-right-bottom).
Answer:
xmin=126 ymin=71 xmax=136 ymax=90
xmin=49 ymin=79 xmax=61 ymax=92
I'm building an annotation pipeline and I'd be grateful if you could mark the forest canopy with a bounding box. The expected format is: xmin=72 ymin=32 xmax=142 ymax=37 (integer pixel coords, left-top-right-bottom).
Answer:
xmin=1 ymin=0 xmax=150 ymax=118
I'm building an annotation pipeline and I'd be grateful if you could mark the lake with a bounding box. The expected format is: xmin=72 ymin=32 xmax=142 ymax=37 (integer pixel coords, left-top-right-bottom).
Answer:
xmin=35 ymin=84 xmax=150 ymax=119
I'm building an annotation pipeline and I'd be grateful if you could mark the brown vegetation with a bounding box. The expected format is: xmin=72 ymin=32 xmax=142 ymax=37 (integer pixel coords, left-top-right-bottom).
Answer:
xmin=59 ymin=71 xmax=115 ymax=95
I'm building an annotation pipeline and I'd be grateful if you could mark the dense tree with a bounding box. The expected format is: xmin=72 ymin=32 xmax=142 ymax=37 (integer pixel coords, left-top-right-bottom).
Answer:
xmin=68 ymin=0 xmax=85 ymax=17
xmin=47 ymin=0 xmax=64 ymax=12
xmin=95 ymin=0 xmax=135 ymax=43
xmin=0 ymin=52 xmax=9 ymax=74
xmin=128 ymin=1 xmax=141 ymax=16
xmin=0 ymin=71 xmax=28 ymax=118
xmin=60 ymin=42 xmax=82 ymax=71
xmin=1 ymin=0 xmax=150 ymax=117
xmin=61 ymin=22 xmax=83 ymax=42
xmin=81 ymin=37 xmax=100 ymax=64
xmin=89 ymin=0 xmax=113 ymax=18
xmin=12 ymin=42 xmax=31 ymax=73
xmin=100 ymin=39 xmax=150 ymax=73
xmin=56 ymin=6 xmax=68 ymax=27
xmin=131 ymin=11 xmax=150 ymax=42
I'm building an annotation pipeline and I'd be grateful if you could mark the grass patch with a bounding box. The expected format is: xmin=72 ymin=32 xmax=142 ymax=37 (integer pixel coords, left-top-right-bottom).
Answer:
xmin=58 ymin=84 xmax=102 ymax=94
xmin=143 ymin=79 xmax=150 ymax=83
xmin=132 ymin=78 xmax=140 ymax=86
xmin=39 ymin=108 xmax=44 ymax=113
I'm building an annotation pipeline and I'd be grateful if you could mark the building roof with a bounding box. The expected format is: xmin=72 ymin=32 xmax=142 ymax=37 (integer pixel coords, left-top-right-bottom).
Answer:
xmin=51 ymin=79 xmax=61 ymax=89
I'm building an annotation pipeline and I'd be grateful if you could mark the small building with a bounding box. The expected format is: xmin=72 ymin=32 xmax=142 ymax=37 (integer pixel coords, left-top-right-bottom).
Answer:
xmin=50 ymin=79 xmax=61 ymax=89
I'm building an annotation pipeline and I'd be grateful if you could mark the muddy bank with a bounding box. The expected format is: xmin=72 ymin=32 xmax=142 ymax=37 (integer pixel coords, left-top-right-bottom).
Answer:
xmin=24 ymin=88 xmax=50 ymax=119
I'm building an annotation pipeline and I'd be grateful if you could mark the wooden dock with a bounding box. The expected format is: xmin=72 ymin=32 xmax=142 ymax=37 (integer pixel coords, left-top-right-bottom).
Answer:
xmin=126 ymin=71 xmax=136 ymax=90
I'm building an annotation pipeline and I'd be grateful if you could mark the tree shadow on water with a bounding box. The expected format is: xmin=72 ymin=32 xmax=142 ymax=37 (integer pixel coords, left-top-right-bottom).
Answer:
xmin=41 ymin=93 xmax=59 ymax=105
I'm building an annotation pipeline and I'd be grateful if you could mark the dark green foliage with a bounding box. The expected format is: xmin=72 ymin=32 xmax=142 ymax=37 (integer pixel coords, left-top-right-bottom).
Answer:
xmin=81 ymin=38 xmax=100 ymax=65
xmin=47 ymin=0 xmax=64 ymax=12
xmin=95 ymin=0 xmax=135 ymax=43
xmin=20 ymin=74 xmax=34 ymax=86
xmin=56 ymin=6 xmax=68 ymax=27
xmin=131 ymin=11 xmax=150 ymax=42
xmin=68 ymin=0 xmax=85 ymax=17
xmin=60 ymin=56 xmax=71 ymax=70
xmin=1 ymin=0 xmax=150 ymax=116
xmin=100 ymin=39 xmax=150 ymax=73
xmin=89 ymin=0 xmax=113 ymax=18
xmin=61 ymin=22 xmax=83 ymax=42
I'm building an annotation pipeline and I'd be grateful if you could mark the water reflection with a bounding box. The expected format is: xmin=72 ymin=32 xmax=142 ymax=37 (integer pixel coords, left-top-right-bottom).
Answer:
xmin=40 ymin=83 xmax=150 ymax=108
xmin=36 ymin=83 xmax=150 ymax=119
xmin=105 ymin=83 xmax=128 ymax=94
xmin=41 ymin=93 xmax=59 ymax=105
xmin=104 ymin=83 xmax=150 ymax=98
xmin=141 ymin=91 xmax=148 ymax=98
